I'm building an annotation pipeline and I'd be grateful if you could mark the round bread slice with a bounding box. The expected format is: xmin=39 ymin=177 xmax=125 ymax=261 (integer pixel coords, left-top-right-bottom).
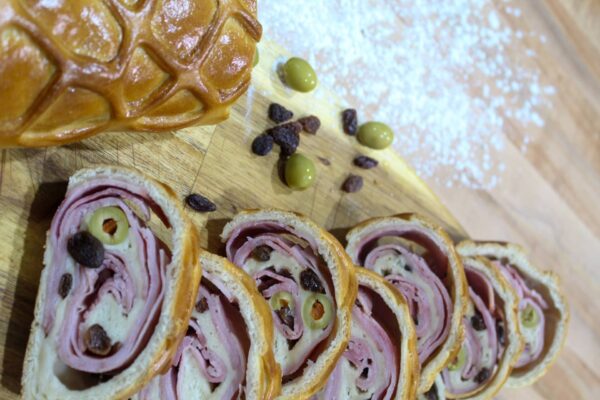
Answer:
xmin=22 ymin=166 xmax=201 ymax=400
xmin=456 ymin=241 xmax=569 ymax=388
xmin=314 ymin=267 xmax=419 ymax=400
xmin=439 ymin=256 xmax=523 ymax=399
xmin=221 ymin=209 xmax=357 ymax=399
xmin=133 ymin=251 xmax=281 ymax=400
xmin=345 ymin=213 xmax=468 ymax=393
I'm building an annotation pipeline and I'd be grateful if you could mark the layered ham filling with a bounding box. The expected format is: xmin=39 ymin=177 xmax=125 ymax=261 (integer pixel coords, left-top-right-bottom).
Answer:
xmin=39 ymin=178 xmax=172 ymax=390
xmin=225 ymin=221 xmax=335 ymax=379
xmin=137 ymin=272 xmax=248 ymax=400
xmin=315 ymin=288 xmax=399 ymax=400
xmin=354 ymin=228 xmax=452 ymax=364
xmin=493 ymin=260 xmax=548 ymax=368
xmin=442 ymin=266 xmax=503 ymax=395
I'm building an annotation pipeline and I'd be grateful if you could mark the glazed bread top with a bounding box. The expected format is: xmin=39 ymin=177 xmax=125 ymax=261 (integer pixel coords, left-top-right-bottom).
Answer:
xmin=21 ymin=166 xmax=201 ymax=400
xmin=0 ymin=0 xmax=261 ymax=147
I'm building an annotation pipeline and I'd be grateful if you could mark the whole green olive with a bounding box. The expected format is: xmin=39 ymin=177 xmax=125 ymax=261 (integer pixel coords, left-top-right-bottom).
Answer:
xmin=285 ymin=154 xmax=316 ymax=190
xmin=521 ymin=304 xmax=540 ymax=328
xmin=282 ymin=57 xmax=318 ymax=93
xmin=357 ymin=121 xmax=394 ymax=149
xmin=302 ymin=293 xmax=333 ymax=330
xmin=447 ymin=347 xmax=467 ymax=371
xmin=88 ymin=206 xmax=129 ymax=245
xmin=253 ymin=48 xmax=259 ymax=67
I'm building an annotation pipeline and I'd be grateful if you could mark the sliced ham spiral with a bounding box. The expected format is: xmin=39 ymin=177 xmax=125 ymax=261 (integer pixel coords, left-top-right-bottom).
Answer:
xmin=43 ymin=177 xmax=171 ymax=374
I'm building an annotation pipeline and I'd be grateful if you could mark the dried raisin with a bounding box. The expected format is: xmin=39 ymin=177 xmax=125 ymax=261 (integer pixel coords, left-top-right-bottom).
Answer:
xmin=185 ymin=193 xmax=216 ymax=212
xmin=84 ymin=324 xmax=112 ymax=356
xmin=268 ymin=103 xmax=294 ymax=123
xmin=298 ymin=115 xmax=321 ymax=134
xmin=269 ymin=122 xmax=302 ymax=155
xmin=342 ymin=174 xmax=363 ymax=193
xmin=342 ymin=108 xmax=358 ymax=135
xmin=252 ymin=134 xmax=274 ymax=156
xmin=353 ymin=155 xmax=378 ymax=169
xmin=67 ymin=232 xmax=104 ymax=268
xmin=300 ymin=269 xmax=325 ymax=294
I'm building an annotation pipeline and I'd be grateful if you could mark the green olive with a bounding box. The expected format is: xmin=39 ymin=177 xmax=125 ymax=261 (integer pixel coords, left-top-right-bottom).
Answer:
xmin=302 ymin=293 xmax=333 ymax=330
xmin=89 ymin=207 xmax=129 ymax=245
xmin=253 ymin=48 xmax=259 ymax=67
xmin=520 ymin=304 xmax=540 ymax=328
xmin=282 ymin=57 xmax=318 ymax=92
xmin=270 ymin=291 xmax=294 ymax=311
xmin=357 ymin=122 xmax=394 ymax=150
xmin=447 ymin=347 xmax=467 ymax=371
xmin=285 ymin=154 xmax=316 ymax=190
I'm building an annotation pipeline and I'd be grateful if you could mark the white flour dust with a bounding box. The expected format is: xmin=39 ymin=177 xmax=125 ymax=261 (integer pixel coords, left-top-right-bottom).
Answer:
xmin=257 ymin=0 xmax=555 ymax=189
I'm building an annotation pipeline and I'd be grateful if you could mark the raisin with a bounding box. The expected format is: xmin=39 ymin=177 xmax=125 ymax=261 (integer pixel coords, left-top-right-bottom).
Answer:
xmin=195 ymin=297 xmax=208 ymax=313
xmin=342 ymin=108 xmax=358 ymax=135
xmin=269 ymin=122 xmax=302 ymax=155
xmin=404 ymin=265 xmax=413 ymax=272
xmin=424 ymin=384 xmax=439 ymax=400
xmin=268 ymin=103 xmax=294 ymax=123
xmin=275 ymin=306 xmax=294 ymax=329
xmin=471 ymin=312 xmax=486 ymax=331
xmin=67 ymin=231 xmax=105 ymax=268
xmin=185 ymin=193 xmax=216 ymax=212
xmin=353 ymin=155 xmax=378 ymax=169
xmin=298 ymin=115 xmax=321 ymax=134
xmin=300 ymin=269 xmax=325 ymax=294
xmin=252 ymin=245 xmax=272 ymax=262
xmin=496 ymin=321 xmax=505 ymax=346
xmin=84 ymin=324 xmax=112 ymax=356
xmin=251 ymin=134 xmax=273 ymax=156
xmin=58 ymin=273 xmax=72 ymax=298
xmin=342 ymin=174 xmax=363 ymax=193
xmin=474 ymin=367 xmax=491 ymax=384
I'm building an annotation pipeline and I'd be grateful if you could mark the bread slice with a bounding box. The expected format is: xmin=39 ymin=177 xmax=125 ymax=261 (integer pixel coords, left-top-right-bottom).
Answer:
xmin=221 ymin=209 xmax=358 ymax=399
xmin=457 ymin=241 xmax=569 ymax=388
xmin=22 ymin=166 xmax=201 ymax=399
xmin=313 ymin=267 xmax=419 ymax=400
xmin=133 ymin=251 xmax=281 ymax=400
xmin=345 ymin=213 xmax=468 ymax=393
xmin=441 ymin=255 xmax=523 ymax=399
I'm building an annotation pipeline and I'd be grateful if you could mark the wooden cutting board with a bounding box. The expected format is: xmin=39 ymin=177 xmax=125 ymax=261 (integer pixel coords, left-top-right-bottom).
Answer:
xmin=0 ymin=40 xmax=465 ymax=397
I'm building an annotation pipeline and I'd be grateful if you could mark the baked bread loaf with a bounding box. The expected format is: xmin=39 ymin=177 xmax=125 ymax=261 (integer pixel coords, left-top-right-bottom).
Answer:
xmin=314 ymin=267 xmax=419 ymax=400
xmin=0 ymin=0 xmax=261 ymax=147
xmin=221 ymin=209 xmax=357 ymax=399
xmin=457 ymin=241 xmax=569 ymax=388
xmin=439 ymin=256 xmax=523 ymax=399
xmin=345 ymin=213 xmax=468 ymax=393
xmin=22 ymin=166 xmax=201 ymax=400
xmin=134 ymin=252 xmax=281 ymax=400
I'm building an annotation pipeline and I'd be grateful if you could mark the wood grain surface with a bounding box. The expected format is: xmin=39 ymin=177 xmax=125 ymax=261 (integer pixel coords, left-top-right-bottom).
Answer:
xmin=0 ymin=1 xmax=597 ymax=399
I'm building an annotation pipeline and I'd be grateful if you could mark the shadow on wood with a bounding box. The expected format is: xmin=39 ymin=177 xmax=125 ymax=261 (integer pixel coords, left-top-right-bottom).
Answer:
xmin=1 ymin=181 xmax=67 ymax=394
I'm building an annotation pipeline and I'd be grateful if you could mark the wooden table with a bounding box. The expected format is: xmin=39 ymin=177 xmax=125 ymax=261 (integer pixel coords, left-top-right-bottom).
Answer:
xmin=0 ymin=1 xmax=597 ymax=399
xmin=427 ymin=1 xmax=600 ymax=399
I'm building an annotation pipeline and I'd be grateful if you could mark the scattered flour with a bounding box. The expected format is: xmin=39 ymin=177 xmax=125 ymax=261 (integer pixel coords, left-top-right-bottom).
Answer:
xmin=257 ymin=0 xmax=555 ymax=189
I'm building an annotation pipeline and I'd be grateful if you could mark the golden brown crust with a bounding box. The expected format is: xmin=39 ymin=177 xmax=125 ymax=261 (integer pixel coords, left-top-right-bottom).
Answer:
xmin=222 ymin=209 xmax=358 ymax=400
xmin=355 ymin=268 xmax=421 ymax=400
xmin=456 ymin=240 xmax=570 ymax=388
xmin=21 ymin=166 xmax=202 ymax=400
xmin=0 ymin=0 xmax=261 ymax=148
xmin=346 ymin=213 xmax=468 ymax=394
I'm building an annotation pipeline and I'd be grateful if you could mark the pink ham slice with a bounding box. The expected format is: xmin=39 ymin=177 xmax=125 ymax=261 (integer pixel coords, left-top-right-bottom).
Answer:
xmin=442 ymin=267 xmax=499 ymax=395
xmin=137 ymin=277 xmax=246 ymax=400
xmin=225 ymin=221 xmax=334 ymax=377
xmin=42 ymin=178 xmax=171 ymax=374
xmin=315 ymin=288 xmax=398 ymax=400
xmin=493 ymin=261 xmax=548 ymax=368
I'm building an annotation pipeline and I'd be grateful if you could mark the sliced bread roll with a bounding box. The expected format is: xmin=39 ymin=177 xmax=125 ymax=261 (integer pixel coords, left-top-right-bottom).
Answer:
xmin=221 ymin=209 xmax=357 ymax=399
xmin=457 ymin=241 xmax=569 ymax=388
xmin=314 ymin=267 xmax=419 ymax=400
xmin=134 ymin=252 xmax=281 ymax=400
xmin=345 ymin=213 xmax=468 ymax=393
xmin=22 ymin=166 xmax=201 ymax=400
xmin=439 ymin=256 xmax=523 ymax=399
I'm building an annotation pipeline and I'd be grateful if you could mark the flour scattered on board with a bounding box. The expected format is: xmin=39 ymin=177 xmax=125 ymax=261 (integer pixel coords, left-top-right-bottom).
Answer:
xmin=255 ymin=0 xmax=555 ymax=189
